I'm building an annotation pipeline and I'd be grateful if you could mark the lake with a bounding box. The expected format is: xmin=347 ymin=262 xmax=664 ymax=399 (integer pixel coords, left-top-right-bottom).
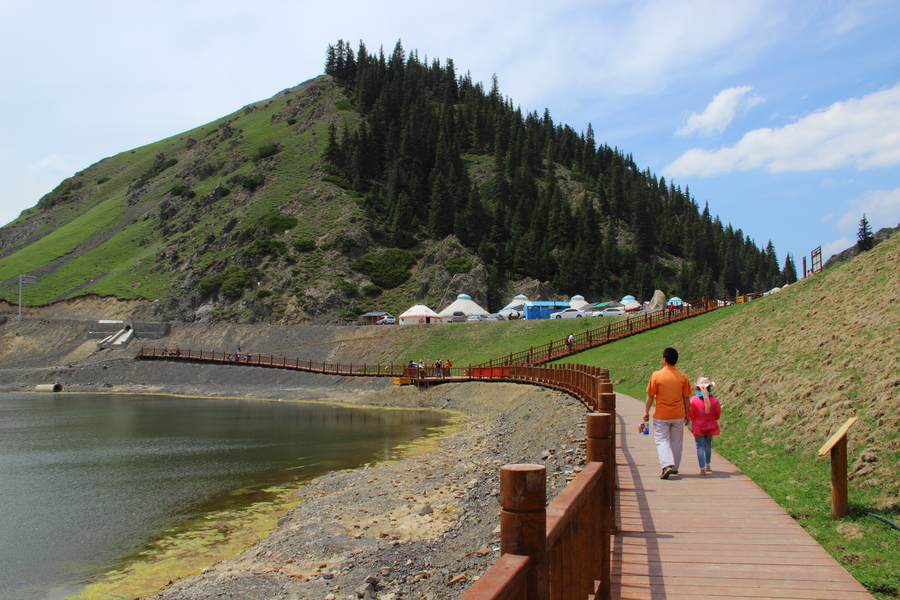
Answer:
xmin=0 ymin=392 xmax=450 ymax=600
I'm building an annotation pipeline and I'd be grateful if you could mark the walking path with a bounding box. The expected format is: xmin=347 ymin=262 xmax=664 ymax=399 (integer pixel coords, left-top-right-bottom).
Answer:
xmin=612 ymin=393 xmax=874 ymax=600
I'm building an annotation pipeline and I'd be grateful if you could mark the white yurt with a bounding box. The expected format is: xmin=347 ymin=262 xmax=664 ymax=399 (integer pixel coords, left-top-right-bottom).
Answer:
xmin=398 ymin=304 xmax=443 ymax=324
xmin=569 ymin=295 xmax=591 ymax=311
xmin=438 ymin=293 xmax=489 ymax=318
xmin=498 ymin=294 xmax=529 ymax=318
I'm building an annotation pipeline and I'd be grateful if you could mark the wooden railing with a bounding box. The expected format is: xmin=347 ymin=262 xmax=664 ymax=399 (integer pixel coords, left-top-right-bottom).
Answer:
xmin=476 ymin=301 xmax=719 ymax=369
xmin=461 ymin=412 xmax=615 ymax=600
xmin=135 ymin=347 xmax=407 ymax=377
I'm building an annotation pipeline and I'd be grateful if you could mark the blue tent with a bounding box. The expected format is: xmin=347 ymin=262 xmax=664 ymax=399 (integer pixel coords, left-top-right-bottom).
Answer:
xmin=523 ymin=301 xmax=570 ymax=320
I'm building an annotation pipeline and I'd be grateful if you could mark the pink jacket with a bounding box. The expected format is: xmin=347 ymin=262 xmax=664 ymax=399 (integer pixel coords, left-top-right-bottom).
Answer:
xmin=689 ymin=394 xmax=721 ymax=436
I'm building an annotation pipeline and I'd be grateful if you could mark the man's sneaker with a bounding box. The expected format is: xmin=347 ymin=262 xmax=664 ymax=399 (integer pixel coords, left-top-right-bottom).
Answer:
xmin=706 ymin=465 xmax=712 ymax=472
xmin=660 ymin=466 xmax=674 ymax=479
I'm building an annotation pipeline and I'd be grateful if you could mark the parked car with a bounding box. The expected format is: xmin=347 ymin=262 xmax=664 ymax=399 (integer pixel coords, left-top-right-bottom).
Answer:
xmin=447 ymin=311 xmax=467 ymax=323
xmin=549 ymin=308 xmax=586 ymax=319
xmin=485 ymin=313 xmax=505 ymax=321
xmin=376 ymin=315 xmax=396 ymax=324
xmin=466 ymin=314 xmax=485 ymax=322
xmin=592 ymin=307 xmax=625 ymax=317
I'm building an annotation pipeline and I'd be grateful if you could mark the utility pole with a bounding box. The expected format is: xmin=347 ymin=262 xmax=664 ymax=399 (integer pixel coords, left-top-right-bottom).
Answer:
xmin=18 ymin=274 xmax=37 ymax=320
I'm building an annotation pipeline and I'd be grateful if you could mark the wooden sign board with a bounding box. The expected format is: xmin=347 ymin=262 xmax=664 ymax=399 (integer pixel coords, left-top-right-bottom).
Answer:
xmin=818 ymin=417 xmax=858 ymax=456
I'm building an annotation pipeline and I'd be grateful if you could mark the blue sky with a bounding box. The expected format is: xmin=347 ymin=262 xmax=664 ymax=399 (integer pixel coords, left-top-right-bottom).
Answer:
xmin=1 ymin=0 xmax=898 ymax=269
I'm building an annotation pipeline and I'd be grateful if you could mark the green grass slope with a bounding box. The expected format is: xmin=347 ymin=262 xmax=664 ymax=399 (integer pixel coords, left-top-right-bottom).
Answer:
xmin=0 ymin=77 xmax=370 ymax=316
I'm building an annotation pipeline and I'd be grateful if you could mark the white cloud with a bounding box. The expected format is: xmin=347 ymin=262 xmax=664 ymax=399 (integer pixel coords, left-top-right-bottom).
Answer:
xmin=29 ymin=154 xmax=75 ymax=176
xmin=677 ymin=86 xmax=763 ymax=137
xmin=664 ymin=84 xmax=900 ymax=177
xmin=463 ymin=0 xmax=786 ymax=109
xmin=835 ymin=187 xmax=900 ymax=231
xmin=823 ymin=236 xmax=854 ymax=259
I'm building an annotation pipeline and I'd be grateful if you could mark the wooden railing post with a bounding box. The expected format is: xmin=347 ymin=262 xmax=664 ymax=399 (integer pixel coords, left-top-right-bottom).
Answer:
xmin=818 ymin=417 xmax=858 ymax=519
xmin=500 ymin=465 xmax=548 ymax=600
xmin=587 ymin=413 xmax=613 ymax=600
xmin=597 ymin=383 xmax=617 ymax=534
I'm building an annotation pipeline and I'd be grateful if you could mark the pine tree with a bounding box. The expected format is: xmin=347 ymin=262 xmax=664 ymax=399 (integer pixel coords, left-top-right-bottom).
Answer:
xmin=857 ymin=214 xmax=874 ymax=252
xmin=782 ymin=253 xmax=798 ymax=284
xmin=324 ymin=44 xmax=337 ymax=76
xmin=324 ymin=124 xmax=342 ymax=167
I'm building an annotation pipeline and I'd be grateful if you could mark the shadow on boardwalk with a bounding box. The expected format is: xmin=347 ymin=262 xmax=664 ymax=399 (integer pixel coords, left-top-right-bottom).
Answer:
xmin=612 ymin=392 xmax=874 ymax=600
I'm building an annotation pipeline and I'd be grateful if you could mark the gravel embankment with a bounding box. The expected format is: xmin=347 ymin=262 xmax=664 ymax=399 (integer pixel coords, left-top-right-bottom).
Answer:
xmin=145 ymin=382 xmax=589 ymax=600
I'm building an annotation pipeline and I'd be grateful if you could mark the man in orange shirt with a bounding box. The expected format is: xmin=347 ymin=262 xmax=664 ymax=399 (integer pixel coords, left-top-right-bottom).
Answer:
xmin=644 ymin=347 xmax=692 ymax=479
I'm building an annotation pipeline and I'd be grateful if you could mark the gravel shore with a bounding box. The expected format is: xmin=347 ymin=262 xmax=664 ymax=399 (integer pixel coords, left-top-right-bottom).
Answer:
xmin=139 ymin=381 xmax=589 ymax=600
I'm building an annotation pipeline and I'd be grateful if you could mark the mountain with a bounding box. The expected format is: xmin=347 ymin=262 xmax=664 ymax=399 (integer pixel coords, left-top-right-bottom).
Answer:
xmin=0 ymin=40 xmax=791 ymax=324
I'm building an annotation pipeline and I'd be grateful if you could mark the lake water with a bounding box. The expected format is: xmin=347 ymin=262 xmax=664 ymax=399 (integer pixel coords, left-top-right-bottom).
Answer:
xmin=0 ymin=393 xmax=450 ymax=600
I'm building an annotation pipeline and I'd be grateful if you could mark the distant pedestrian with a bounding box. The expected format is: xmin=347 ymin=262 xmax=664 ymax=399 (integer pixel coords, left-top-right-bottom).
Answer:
xmin=644 ymin=347 xmax=692 ymax=480
xmin=566 ymin=333 xmax=574 ymax=351
xmin=435 ymin=359 xmax=443 ymax=378
xmin=689 ymin=377 xmax=721 ymax=474
xmin=419 ymin=359 xmax=425 ymax=369
xmin=445 ymin=359 xmax=452 ymax=377
xmin=236 ymin=346 xmax=241 ymax=361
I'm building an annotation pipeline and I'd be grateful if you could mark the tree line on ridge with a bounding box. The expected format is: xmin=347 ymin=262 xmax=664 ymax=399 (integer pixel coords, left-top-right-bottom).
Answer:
xmin=324 ymin=39 xmax=797 ymax=307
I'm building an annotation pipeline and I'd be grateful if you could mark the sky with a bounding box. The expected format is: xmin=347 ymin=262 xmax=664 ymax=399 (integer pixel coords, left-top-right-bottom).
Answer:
xmin=1 ymin=0 xmax=899 ymax=270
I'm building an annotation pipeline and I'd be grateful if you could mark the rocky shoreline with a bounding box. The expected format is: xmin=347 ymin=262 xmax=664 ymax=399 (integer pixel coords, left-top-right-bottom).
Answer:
xmin=135 ymin=381 xmax=589 ymax=600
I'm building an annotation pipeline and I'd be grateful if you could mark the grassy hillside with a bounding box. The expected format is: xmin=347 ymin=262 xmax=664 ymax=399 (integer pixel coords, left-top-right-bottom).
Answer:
xmin=0 ymin=77 xmax=387 ymax=321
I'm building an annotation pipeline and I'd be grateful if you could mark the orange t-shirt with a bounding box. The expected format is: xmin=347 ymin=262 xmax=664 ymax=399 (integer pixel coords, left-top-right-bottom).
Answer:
xmin=646 ymin=365 xmax=691 ymax=420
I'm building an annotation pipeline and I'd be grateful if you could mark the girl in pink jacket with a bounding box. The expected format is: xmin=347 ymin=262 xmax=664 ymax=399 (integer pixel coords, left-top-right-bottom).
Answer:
xmin=689 ymin=376 xmax=721 ymax=475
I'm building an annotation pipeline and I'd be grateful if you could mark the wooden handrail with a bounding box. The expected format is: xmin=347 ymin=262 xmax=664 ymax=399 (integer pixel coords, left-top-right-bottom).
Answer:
xmin=460 ymin=554 xmax=531 ymax=600
xmin=474 ymin=296 xmax=741 ymax=369
xmin=546 ymin=461 xmax=603 ymax=546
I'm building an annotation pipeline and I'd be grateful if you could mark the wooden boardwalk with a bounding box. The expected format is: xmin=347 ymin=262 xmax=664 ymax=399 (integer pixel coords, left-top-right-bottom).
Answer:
xmin=612 ymin=393 xmax=874 ymax=600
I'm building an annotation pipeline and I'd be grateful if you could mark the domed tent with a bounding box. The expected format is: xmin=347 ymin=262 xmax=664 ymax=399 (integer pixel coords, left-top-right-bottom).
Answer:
xmin=438 ymin=294 xmax=489 ymax=319
xmin=569 ymin=295 xmax=591 ymax=311
xmin=398 ymin=304 xmax=442 ymax=325
xmin=500 ymin=294 xmax=529 ymax=311
xmin=498 ymin=294 xmax=529 ymax=319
